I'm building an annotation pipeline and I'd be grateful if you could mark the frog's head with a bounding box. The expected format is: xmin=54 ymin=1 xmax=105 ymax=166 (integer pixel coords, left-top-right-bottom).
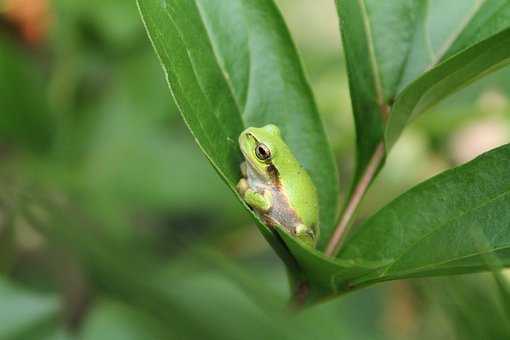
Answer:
xmin=239 ymin=124 xmax=284 ymax=181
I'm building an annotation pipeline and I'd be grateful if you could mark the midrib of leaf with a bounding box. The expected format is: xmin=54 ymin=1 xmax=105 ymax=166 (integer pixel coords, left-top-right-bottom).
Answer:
xmin=385 ymin=244 xmax=510 ymax=278
xmin=349 ymin=244 xmax=510 ymax=287
xmin=394 ymin=0 xmax=433 ymax=98
xmin=149 ymin=23 xmax=216 ymax=152
xmin=161 ymin=8 xmax=223 ymax=161
xmin=427 ymin=0 xmax=486 ymax=68
xmin=357 ymin=0 xmax=385 ymax=109
xmin=194 ymin=0 xmax=247 ymax=117
xmin=390 ymin=0 xmax=435 ymax=101
xmin=395 ymin=0 xmax=491 ymax=93
xmin=380 ymin=189 xmax=510 ymax=276
xmin=423 ymin=0 xmax=436 ymax=62
xmin=163 ymin=2 xmax=245 ymax=129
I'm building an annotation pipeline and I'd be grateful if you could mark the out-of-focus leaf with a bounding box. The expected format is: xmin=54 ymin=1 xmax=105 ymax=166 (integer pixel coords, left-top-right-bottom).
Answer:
xmin=154 ymin=270 xmax=355 ymax=340
xmin=24 ymin=200 xmax=287 ymax=339
xmin=493 ymin=271 xmax=510 ymax=319
xmin=0 ymin=277 xmax=60 ymax=339
xmin=417 ymin=275 xmax=510 ymax=340
xmin=336 ymin=0 xmax=510 ymax=182
xmin=0 ymin=35 xmax=53 ymax=152
xmin=41 ymin=329 xmax=76 ymax=340
xmin=53 ymin=0 xmax=142 ymax=49
xmin=81 ymin=90 xmax=239 ymax=216
xmin=0 ymin=207 xmax=15 ymax=273
xmin=80 ymin=301 xmax=168 ymax=340
xmin=26 ymin=192 xmax=368 ymax=338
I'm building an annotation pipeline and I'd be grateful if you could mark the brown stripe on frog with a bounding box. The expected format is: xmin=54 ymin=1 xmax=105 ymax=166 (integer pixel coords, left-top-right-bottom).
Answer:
xmin=265 ymin=185 xmax=304 ymax=236
xmin=266 ymin=164 xmax=281 ymax=187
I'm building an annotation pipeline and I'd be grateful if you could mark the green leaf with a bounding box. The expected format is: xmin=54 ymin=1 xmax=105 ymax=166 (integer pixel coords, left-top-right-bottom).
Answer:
xmin=0 ymin=35 xmax=54 ymax=153
xmin=268 ymin=145 xmax=510 ymax=302
xmin=387 ymin=27 xmax=510 ymax=148
xmin=336 ymin=0 xmax=510 ymax=180
xmin=0 ymin=208 xmax=15 ymax=273
xmin=137 ymin=1 xmax=338 ymax=252
xmin=339 ymin=144 xmax=510 ymax=282
xmin=0 ymin=277 xmax=60 ymax=339
xmin=421 ymin=275 xmax=510 ymax=339
xmin=80 ymin=300 xmax=168 ymax=340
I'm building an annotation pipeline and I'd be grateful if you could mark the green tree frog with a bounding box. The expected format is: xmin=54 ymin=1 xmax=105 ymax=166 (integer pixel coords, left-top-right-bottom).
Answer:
xmin=236 ymin=124 xmax=319 ymax=247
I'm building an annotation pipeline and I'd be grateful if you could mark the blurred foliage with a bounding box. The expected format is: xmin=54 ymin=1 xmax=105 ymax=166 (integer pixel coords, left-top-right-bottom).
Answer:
xmin=0 ymin=0 xmax=509 ymax=339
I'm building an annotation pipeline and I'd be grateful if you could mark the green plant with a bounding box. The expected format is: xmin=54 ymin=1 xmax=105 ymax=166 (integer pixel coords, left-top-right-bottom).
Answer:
xmin=138 ymin=0 xmax=510 ymax=306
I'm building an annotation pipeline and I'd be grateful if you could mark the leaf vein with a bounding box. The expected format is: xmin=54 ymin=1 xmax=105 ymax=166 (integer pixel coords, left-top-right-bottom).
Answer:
xmin=381 ymin=188 xmax=510 ymax=276
xmin=387 ymin=244 xmax=510 ymax=278
xmin=357 ymin=0 xmax=385 ymax=107
xmin=429 ymin=0 xmax=487 ymax=67
xmin=194 ymin=0 xmax=246 ymax=118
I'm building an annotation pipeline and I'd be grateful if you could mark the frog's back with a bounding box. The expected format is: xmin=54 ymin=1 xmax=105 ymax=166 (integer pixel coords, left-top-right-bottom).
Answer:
xmin=280 ymin=165 xmax=319 ymax=229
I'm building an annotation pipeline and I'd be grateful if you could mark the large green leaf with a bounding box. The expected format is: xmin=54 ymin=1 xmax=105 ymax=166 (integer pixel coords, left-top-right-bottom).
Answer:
xmin=137 ymin=0 xmax=338 ymax=260
xmin=271 ymin=145 xmax=510 ymax=302
xmin=336 ymin=0 xmax=510 ymax=180
xmin=339 ymin=144 xmax=510 ymax=282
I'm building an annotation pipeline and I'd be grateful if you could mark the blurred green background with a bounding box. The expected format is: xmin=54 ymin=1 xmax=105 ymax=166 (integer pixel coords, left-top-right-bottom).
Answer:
xmin=0 ymin=0 xmax=510 ymax=339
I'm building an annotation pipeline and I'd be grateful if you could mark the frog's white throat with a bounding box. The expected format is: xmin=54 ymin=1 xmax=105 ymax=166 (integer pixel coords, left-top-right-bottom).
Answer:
xmin=246 ymin=161 xmax=271 ymax=183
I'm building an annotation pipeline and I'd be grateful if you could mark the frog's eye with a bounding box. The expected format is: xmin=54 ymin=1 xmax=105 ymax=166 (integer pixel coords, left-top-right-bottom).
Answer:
xmin=255 ymin=143 xmax=272 ymax=161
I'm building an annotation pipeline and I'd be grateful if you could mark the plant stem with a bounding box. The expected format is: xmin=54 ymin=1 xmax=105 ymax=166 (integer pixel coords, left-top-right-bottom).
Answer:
xmin=325 ymin=142 xmax=385 ymax=257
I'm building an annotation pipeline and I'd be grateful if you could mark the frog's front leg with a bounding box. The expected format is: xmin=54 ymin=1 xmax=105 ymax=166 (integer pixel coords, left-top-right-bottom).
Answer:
xmin=236 ymin=178 xmax=249 ymax=196
xmin=243 ymin=189 xmax=272 ymax=212
xmin=236 ymin=178 xmax=272 ymax=212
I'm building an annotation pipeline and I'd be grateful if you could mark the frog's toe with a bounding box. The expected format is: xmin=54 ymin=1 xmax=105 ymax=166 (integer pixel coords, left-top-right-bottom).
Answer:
xmin=295 ymin=224 xmax=317 ymax=248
